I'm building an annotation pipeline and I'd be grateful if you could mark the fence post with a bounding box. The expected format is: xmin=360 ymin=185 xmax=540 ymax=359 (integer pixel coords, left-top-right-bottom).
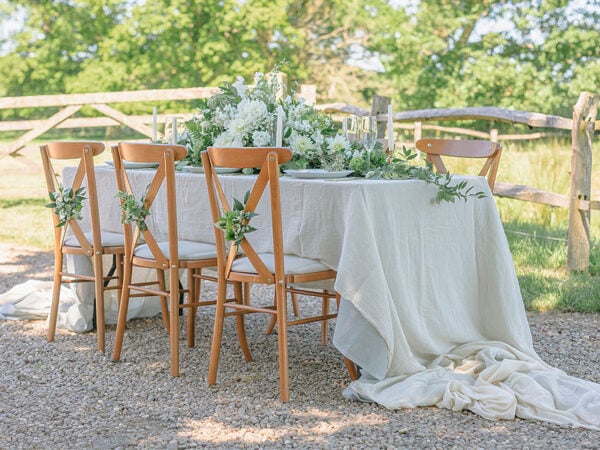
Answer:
xmin=568 ymin=92 xmax=600 ymax=272
xmin=370 ymin=95 xmax=391 ymax=138
xmin=414 ymin=121 xmax=422 ymax=145
xmin=489 ymin=129 xmax=498 ymax=142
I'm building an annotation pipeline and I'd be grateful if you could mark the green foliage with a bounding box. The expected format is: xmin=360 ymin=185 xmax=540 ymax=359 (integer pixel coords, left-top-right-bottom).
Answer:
xmin=215 ymin=190 xmax=257 ymax=245
xmin=45 ymin=185 xmax=86 ymax=227
xmin=115 ymin=190 xmax=150 ymax=232
xmin=1 ymin=0 xmax=598 ymax=119
xmin=369 ymin=146 xmax=487 ymax=203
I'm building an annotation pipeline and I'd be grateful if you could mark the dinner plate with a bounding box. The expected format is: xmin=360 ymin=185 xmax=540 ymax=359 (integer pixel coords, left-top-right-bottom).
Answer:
xmin=183 ymin=166 xmax=241 ymax=174
xmin=284 ymin=169 xmax=353 ymax=179
xmin=105 ymin=161 xmax=159 ymax=169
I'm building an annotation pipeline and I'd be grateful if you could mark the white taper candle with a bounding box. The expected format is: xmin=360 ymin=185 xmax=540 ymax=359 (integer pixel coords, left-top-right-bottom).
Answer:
xmin=275 ymin=106 xmax=283 ymax=147
xmin=172 ymin=116 xmax=177 ymax=144
xmin=387 ymin=104 xmax=394 ymax=152
xmin=152 ymin=107 xmax=158 ymax=142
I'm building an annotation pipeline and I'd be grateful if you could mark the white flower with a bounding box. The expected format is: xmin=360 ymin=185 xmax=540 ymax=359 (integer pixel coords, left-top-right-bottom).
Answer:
xmin=312 ymin=131 xmax=325 ymax=147
xmin=214 ymin=131 xmax=244 ymax=147
xmin=252 ymin=130 xmax=272 ymax=147
xmin=237 ymin=99 xmax=268 ymax=123
xmin=232 ymin=76 xmax=247 ymax=98
xmin=327 ymin=134 xmax=351 ymax=153
xmin=228 ymin=116 xmax=254 ymax=141
xmin=214 ymin=105 xmax=235 ymax=127
xmin=288 ymin=131 xmax=314 ymax=155
xmin=254 ymin=72 xmax=264 ymax=83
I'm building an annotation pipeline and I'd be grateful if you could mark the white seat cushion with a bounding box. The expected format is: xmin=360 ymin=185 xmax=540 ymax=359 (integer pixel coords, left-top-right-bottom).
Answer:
xmin=134 ymin=240 xmax=218 ymax=261
xmin=64 ymin=231 xmax=124 ymax=248
xmin=231 ymin=253 xmax=331 ymax=275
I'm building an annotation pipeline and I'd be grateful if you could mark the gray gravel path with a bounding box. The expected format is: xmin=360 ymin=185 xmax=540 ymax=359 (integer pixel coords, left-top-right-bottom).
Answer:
xmin=0 ymin=244 xmax=599 ymax=448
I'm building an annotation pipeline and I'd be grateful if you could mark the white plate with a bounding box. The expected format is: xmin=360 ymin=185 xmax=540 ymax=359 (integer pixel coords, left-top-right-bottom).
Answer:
xmin=183 ymin=166 xmax=241 ymax=174
xmin=105 ymin=161 xmax=159 ymax=169
xmin=284 ymin=169 xmax=353 ymax=179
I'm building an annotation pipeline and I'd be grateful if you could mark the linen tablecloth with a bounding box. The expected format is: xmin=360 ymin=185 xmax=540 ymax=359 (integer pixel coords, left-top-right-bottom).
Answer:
xmin=61 ymin=165 xmax=600 ymax=429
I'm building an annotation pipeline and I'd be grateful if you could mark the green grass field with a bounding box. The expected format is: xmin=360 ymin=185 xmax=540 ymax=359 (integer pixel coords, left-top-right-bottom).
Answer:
xmin=2 ymin=137 xmax=600 ymax=312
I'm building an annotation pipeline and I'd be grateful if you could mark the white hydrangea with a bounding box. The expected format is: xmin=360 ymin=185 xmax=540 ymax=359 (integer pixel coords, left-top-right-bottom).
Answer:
xmin=252 ymin=130 xmax=272 ymax=147
xmin=237 ymin=99 xmax=269 ymax=124
xmin=214 ymin=131 xmax=244 ymax=147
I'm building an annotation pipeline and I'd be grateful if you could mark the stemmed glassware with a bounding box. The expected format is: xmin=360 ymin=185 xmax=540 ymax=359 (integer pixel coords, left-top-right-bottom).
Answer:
xmin=342 ymin=115 xmax=359 ymax=142
xmin=361 ymin=116 xmax=377 ymax=172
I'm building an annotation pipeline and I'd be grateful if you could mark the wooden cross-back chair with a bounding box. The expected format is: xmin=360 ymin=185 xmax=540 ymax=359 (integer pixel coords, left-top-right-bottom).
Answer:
xmin=40 ymin=141 xmax=125 ymax=352
xmin=415 ymin=138 xmax=502 ymax=190
xmin=202 ymin=146 xmax=345 ymax=402
xmin=110 ymin=142 xmax=243 ymax=377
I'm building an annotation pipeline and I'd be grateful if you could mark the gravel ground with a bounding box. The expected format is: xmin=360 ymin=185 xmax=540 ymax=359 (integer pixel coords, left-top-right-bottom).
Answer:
xmin=0 ymin=244 xmax=599 ymax=449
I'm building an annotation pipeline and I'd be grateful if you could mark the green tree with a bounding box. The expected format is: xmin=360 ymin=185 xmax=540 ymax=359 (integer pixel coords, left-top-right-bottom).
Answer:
xmin=1 ymin=0 xmax=598 ymax=117
xmin=374 ymin=0 xmax=600 ymax=116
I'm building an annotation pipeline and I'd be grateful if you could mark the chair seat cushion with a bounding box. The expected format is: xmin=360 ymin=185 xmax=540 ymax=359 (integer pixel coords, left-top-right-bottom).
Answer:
xmin=64 ymin=231 xmax=124 ymax=248
xmin=134 ymin=240 xmax=218 ymax=261
xmin=231 ymin=253 xmax=331 ymax=275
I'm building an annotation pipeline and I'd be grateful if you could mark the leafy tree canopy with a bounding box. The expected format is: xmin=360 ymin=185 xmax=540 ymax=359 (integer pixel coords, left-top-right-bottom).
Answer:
xmin=0 ymin=0 xmax=598 ymax=117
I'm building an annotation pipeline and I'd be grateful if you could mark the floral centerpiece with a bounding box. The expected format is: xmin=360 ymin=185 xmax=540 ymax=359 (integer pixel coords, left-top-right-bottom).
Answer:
xmin=177 ymin=66 xmax=484 ymax=203
xmin=179 ymin=67 xmax=383 ymax=176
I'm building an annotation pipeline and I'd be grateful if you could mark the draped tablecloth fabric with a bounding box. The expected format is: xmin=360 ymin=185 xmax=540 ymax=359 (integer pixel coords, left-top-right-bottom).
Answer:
xmin=58 ymin=166 xmax=599 ymax=429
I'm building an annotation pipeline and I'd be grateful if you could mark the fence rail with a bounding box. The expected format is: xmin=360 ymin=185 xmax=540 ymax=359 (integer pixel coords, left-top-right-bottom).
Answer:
xmin=323 ymin=93 xmax=600 ymax=272
xmin=1 ymin=87 xmax=598 ymax=271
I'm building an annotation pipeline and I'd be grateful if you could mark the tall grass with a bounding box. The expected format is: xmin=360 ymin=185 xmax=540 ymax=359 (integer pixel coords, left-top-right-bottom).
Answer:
xmin=2 ymin=138 xmax=599 ymax=312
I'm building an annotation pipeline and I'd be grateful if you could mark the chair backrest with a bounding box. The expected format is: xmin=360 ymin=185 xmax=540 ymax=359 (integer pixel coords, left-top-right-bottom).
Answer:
xmin=202 ymin=147 xmax=293 ymax=284
xmin=415 ymin=138 xmax=502 ymax=190
xmin=111 ymin=142 xmax=187 ymax=266
xmin=40 ymin=141 xmax=105 ymax=254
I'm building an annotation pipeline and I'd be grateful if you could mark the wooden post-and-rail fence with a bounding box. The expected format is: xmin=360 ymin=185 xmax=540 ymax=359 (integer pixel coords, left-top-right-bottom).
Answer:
xmin=0 ymin=87 xmax=598 ymax=271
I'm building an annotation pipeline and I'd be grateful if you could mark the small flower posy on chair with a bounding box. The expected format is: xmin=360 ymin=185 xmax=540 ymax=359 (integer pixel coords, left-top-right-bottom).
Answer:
xmin=216 ymin=190 xmax=257 ymax=246
xmin=115 ymin=190 xmax=150 ymax=232
xmin=46 ymin=185 xmax=86 ymax=227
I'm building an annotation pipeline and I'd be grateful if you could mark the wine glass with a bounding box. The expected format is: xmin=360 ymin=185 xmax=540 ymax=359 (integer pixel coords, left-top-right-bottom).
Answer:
xmin=361 ymin=116 xmax=377 ymax=171
xmin=343 ymin=116 xmax=359 ymax=142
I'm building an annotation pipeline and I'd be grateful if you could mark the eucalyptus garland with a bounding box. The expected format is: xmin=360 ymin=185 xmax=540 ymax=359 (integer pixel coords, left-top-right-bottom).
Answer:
xmin=46 ymin=185 xmax=86 ymax=227
xmin=366 ymin=146 xmax=487 ymax=203
xmin=115 ymin=190 xmax=150 ymax=231
xmin=216 ymin=190 xmax=257 ymax=246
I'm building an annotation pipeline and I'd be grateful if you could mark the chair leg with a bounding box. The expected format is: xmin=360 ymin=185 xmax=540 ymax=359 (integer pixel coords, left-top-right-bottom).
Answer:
xmin=243 ymin=282 xmax=250 ymax=305
xmin=169 ymin=267 xmax=180 ymax=377
xmin=233 ymin=282 xmax=252 ymax=362
xmin=47 ymin=250 xmax=63 ymax=343
xmin=320 ymin=292 xmax=330 ymax=346
xmin=115 ymin=254 xmax=124 ymax=307
xmin=275 ymin=283 xmax=290 ymax=402
xmin=265 ymin=289 xmax=279 ymax=335
xmin=112 ymin=257 xmax=134 ymax=362
xmin=93 ymin=251 xmax=106 ymax=352
xmin=291 ymin=292 xmax=300 ymax=317
xmin=344 ymin=357 xmax=359 ymax=381
xmin=156 ymin=269 xmax=169 ymax=332
xmin=186 ymin=268 xmax=195 ymax=348
xmin=208 ymin=273 xmax=228 ymax=386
